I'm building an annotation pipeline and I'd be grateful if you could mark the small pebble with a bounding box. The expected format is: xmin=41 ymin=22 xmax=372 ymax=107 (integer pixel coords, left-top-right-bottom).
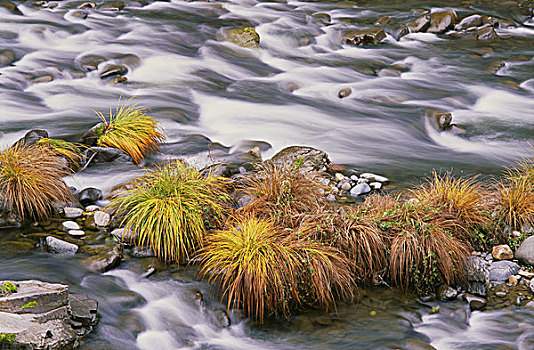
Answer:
xmin=68 ymin=230 xmax=85 ymax=237
xmin=62 ymin=221 xmax=80 ymax=231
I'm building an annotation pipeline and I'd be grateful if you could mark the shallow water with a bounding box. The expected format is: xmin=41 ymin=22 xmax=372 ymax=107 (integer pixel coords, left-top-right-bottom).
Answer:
xmin=1 ymin=0 xmax=534 ymax=349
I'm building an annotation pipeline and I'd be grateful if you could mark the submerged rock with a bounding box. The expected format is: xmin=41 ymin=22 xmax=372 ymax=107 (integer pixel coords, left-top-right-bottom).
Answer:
xmin=463 ymin=293 xmax=486 ymax=311
xmin=224 ymin=27 xmax=260 ymax=48
xmin=338 ymin=87 xmax=352 ymax=98
xmin=0 ymin=280 xmax=98 ymax=349
xmin=83 ymin=147 xmax=132 ymax=165
xmin=344 ymin=28 xmax=386 ymax=46
xmin=81 ymin=244 xmax=122 ymax=273
xmin=0 ymin=49 xmax=16 ymax=66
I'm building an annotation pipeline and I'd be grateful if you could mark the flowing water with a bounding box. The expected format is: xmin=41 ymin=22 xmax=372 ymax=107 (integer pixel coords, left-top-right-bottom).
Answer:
xmin=1 ymin=0 xmax=534 ymax=349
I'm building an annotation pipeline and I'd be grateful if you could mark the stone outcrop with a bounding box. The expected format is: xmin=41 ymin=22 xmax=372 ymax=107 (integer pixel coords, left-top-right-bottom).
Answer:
xmin=0 ymin=280 xmax=98 ymax=349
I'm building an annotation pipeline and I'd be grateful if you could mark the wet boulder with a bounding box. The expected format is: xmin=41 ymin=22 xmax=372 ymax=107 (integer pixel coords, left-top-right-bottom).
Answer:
xmin=406 ymin=15 xmax=431 ymax=33
xmin=100 ymin=64 xmax=128 ymax=79
xmin=344 ymin=28 xmax=386 ymax=46
xmin=13 ymin=129 xmax=48 ymax=147
xmin=224 ymin=27 xmax=260 ymax=48
xmin=268 ymin=146 xmax=331 ymax=173
xmin=466 ymin=256 xmax=489 ymax=296
xmin=476 ymin=26 xmax=499 ymax=40
xmin=515 ymin=236 xmax=534 ymax=265
xmin=98 ymin=1 xmax=125 ymax=11
xmin=455 ymin=14 xmax=483 ymax=31
xmin=427 ymin=10 xmax=458 ymax=34
xmin=80 ymin=244 xmax=122 ymax=273
xmin=0 ymin=49 xmax=16 ymax=66
xmin=0 ymin=280 xmax=98 ymax=349
xmin=0 ymin=2 xmax=23 ymax=15
xmin=77 ymin=188 xmax=103 ymax=206
xmin=77 ymin=55 xmax=106 ymax=72
xmin=83 ymin=146 xmax=132 ymax=165
xmin=46 ymin=237 xmax=79 ymax=255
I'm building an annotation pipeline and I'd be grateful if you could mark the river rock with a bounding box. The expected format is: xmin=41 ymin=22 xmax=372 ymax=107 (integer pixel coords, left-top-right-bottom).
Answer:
xmin=63 ymin=207 xmax=83 ymax=219
xmin=78 ymin=2 xmax=96 ymax=10
xmin=225 ymin=27 xmax=260 ymax=48
xmin=62 ymin=221 xmax=80 ymax=231
xmin=427 ymin=10 xmax=458 ymax=34
xmin=84 ymin=205 xmax=101 ymax=212
xmin=83 ymin=146 xmax=132 ymax=165
xmin=438 ymin=285 xmax=458 ymax=301
xmin=369 ymin=182 xmax=382 ymax=190
xmin=78 ymin=55 xmax=105 ymax=72
xmin=0 ymin=49 xmax=16 ymax=66
xmin=100 ymin=64 xmax=128 ymax=79
xmin=350 ymin=183 xmax=371 ymax=197
xmin=68 ymin=230 xmax=85 ymax=237
xmin=0 ymin=280 xmax=98 ymax=349
xmin=492 ymin=245 xmax=513 ymax=260
xmin=13 ymin=129 xmax=48 ymax=147
xmin=98 ymin=1 xmax=125 ymax=11
xmin=344 ymin=28 xmax=386 ymax=46
xmin=81 ymin=244 xmax=122 ymax=273
xmin=530 ymin=279 xmax=534 ymax=294
xmin=489 ymin=260 xmax=520 ymax=283
xmin=338 ymin=87 xmax=352 ymax=98
xmin=477 ymin=26 xmax=499 ymax=40
xmin=359 ymin=173 xmax=389 ymax=183
xmin=466 ymin=256 xmax=489 ymax=296
xmin=0 ymin=2 xmax=22 ymax=15
xmin=435 ymin=112 xmax=452 ymax=130
xmin=111 ymin=228 xmax=137 ymax=244
xmin=93 ymin=211 xmax=111 ymax=227
xmin=269 ymin=146 xmax=331 ymax=173
xmin=515 ymin=236 xmax=534 ymax=265
xmin=46 ymin=237 xmax=78 ymax=255
xmin=77 ymin=187 xmax=103 ymax=206
xmin=406 ymin=15 xmax=431 ymax=33
xmin=455 ymin=14 xmax=483 ymax=31
xmin=463 ymin=293 xmax=486 ymax=311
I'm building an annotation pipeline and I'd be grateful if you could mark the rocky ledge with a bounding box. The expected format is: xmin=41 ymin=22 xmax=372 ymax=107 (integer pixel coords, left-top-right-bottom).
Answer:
xmin=0 ymin=280 xmax=98 ymax=350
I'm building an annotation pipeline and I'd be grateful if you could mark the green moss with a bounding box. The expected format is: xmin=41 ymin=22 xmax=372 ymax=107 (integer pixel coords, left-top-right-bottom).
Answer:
xmin=20 ymin=301 xmax=38 ymax=310
xmin=0 ymin=333 xmax=15 ymax=344
xmin=1 ymin=281 xmax=17 ymax=294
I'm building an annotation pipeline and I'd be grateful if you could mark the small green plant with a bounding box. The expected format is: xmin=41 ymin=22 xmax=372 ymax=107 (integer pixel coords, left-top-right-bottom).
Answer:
xmin=0 ymin=333 xmax=15 ymax=344
xmin=0 ymin=145 xmax=74 ymax=220
xmin=20 ymin=301 xmax=38 ymax=310
xmin=106 ymin=160 xmax=230 ymax=262
xmin=1 ymin=281 xmax=17 ymax=294
xmin=96 ymin=102 xmax=165 ymax=164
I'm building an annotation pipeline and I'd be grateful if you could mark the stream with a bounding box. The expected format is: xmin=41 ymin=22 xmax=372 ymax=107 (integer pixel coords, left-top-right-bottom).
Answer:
xmin=1 ymin=0 xmax=534 ymax=349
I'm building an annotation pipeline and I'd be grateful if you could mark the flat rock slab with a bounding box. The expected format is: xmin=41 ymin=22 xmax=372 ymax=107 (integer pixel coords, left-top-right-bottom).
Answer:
xmin=0 ymin=280 xmax=98 ymax=350
xmin=0 ymin=280 xmax=68 ymax=314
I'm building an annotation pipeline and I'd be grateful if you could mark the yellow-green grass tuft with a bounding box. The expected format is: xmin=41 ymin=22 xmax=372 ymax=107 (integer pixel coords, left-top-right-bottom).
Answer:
xmin=0 ymin=145 xmax=73 ymax=220
xmin=494 ymin=175 xmax=534 ymax=231
xmin=240 ymin=163 xmax=324 ymax=228
xmin=199 ymin=216 xmax=354 ymax=323
xmin=410 ymin=171 xmax=491 ymax=244
xmin=106 ymin=160 xmax=230 ymax=263
xmin=96 ymin=103 xmax=165 ymax=164
xmin=36 ymin=138 xmax=85 ymax=167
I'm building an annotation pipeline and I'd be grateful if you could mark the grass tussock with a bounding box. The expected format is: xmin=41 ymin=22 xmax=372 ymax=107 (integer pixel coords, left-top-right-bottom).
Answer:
xmin=494 ymin=175 xmax=534 ymax=231
xmin=36 ymin=138 xmax=84 ymax=167
xmin=0 ymin=145 xmax=73 ymax=220
xmin=356 ymin=194 xmax=470 ymax=293
xmin=410 ymin=171 xmax=491 ymax=243
xmin=106 ymin=160 xmax=230 ymax=262
xmin=96 ymin=103 xmax=165 ymax=164
xmin=199 ymin=216 xmax=354 ymax=323
xmin=240 ymin=163 xmax=324 ymax=227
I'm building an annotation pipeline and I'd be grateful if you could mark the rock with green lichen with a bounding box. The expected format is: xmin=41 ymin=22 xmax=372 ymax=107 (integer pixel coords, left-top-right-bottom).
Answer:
xmin=224 ymin=27 xmax=260 ymax=48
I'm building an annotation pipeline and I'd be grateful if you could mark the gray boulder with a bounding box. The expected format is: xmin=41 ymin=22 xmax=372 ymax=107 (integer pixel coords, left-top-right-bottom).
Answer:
xmin=77 ymin=188 xmax=103 ymax=206
xmin=83 ymin=147 xmax=132 ymax=164
xmin=0 ymin=280 xmax=97 ymax=349
xmin=515 ymin=236 xmax=534 ymax=265
xmin=46 ymin=237 xmax=78 ymax=255
xmin=466 ymin=256 xmax=489 ymax=296
xmin=489 ymin=260 xmax=520 ymax=283
xmin=269 ymin=146 xmax=331 ymax=174
xmin=455 ymin=14 xmax=483 ymax=31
